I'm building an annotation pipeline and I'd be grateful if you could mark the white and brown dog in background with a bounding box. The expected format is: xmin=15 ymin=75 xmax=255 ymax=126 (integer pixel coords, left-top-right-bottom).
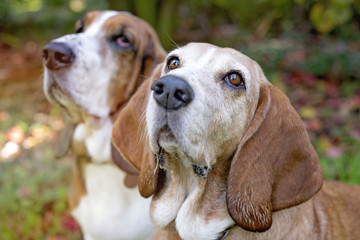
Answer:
xmin=43 ymin=10 xmax=165 ymax=240
xmin=112 ymin=43 xmax=360 ymax=240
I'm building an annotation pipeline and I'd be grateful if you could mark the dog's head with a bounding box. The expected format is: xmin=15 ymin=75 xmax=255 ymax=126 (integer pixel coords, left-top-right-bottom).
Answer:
xmin=112 ymin=43 xmax=323 ymax=231
xmin=43 ymin=10 xmax=165 ymax=158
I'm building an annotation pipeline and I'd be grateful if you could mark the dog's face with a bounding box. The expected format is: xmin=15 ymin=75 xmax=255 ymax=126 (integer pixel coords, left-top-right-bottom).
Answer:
xmin=43 ymin=11 xmax=164 ymax=126
xmin=147 ymin=43 xmax=263 ymax=168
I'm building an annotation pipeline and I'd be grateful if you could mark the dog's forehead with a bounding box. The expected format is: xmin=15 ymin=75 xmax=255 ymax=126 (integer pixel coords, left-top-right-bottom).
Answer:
xmin=84 ymin=11 xmax=120 ymax=35
xmin=172 ymin=43 xmax=254 ymax=72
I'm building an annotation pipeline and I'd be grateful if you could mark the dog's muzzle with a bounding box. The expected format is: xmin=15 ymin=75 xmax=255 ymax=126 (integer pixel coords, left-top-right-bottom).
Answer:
xmin=151 ymin=75 xmax=194 ymax=110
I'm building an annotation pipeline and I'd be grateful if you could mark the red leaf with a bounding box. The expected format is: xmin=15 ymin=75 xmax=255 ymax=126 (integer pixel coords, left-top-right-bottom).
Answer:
xmin=62 ymin=215 xmax=80 ymax=232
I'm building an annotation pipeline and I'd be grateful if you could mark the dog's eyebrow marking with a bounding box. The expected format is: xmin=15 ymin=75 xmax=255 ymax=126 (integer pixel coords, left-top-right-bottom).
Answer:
xmin=192 ymin=165 xmax=208 ymax=178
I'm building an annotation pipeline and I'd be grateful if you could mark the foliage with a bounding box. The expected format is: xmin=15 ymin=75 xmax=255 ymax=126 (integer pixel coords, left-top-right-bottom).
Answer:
xmin=0 ymin=150 xmax=80 ymax=240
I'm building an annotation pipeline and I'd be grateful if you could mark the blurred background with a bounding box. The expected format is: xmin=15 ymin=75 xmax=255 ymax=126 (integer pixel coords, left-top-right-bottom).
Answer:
xmin=0 ymin=0 xmax=359 ymax=239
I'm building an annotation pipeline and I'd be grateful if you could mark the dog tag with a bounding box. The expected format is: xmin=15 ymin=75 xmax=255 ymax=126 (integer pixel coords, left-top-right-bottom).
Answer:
xmin=192 ymin=165 xmax=208 ymax=178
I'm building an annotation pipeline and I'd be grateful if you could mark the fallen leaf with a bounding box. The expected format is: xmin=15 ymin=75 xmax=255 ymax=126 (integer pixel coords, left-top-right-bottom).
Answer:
xmin=350 ymin=129 xmax=360 ymax=141
xmin=0 ymin=141 xmax=21 ymax=160
xmin=317 ymin=137 xmax=332 ymax=152
xmin=62 ymin=215 xmax=80 ymax=232
xmin=0 ymin=111 xmax=9 ymax=121
xmin=300 ymin=106 xmax=317 ymax=119
xmin=307 ymin=119 xmax=322 ymax=131
xmin=34 ymin=112 xmax=50 ymax=123
xmin=325 ymin=146 xmax=344 ymax=159
xmin=6 ymin=125 xmax=24 ymax=143
xmin=16 ymin=186 xmax=31 ymax=198
xmin=22 ymin=136 xmax=37 ymax=149
xmin=30 ymin=124 xmax=54 ymax=142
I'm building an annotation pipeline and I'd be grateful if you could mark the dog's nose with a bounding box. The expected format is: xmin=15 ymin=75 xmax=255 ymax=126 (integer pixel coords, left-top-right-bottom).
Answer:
xmin=43 ymin=42 xmax=75 ymax=70
xmin=151 ymin=75 xmax=194 ymax=110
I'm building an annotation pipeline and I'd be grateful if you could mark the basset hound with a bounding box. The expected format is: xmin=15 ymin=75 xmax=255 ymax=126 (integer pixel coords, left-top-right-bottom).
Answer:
xmin=43 ymin=10 xmax=165 ymax=240
xmin=112 ymin=43 xmax=360 ymax=240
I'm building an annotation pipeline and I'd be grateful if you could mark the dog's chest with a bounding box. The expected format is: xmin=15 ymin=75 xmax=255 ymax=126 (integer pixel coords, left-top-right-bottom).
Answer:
xmin=73 ymin=119 xmax=112 ymax=163
xmin=72 ymin=163 xmax=154 ymax=240
xmin=151 ymin=169 xmax=234 ymax=240
xmin=175 ymin=184 xmax=234 ymax=240
xmin=71 ymin=120 xmax=154 ymax=239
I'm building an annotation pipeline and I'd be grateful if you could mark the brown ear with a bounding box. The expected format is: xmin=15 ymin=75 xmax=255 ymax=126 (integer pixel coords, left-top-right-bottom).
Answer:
xmin=111 ymin=143 xmax=139 ymax=175
xmin=226 ymin=81 xmax=323 ymax=232
xmin=112 ymin=65 xmax=163 ymax=198
xmin=125 ymin=22 xmax=166 ymax=100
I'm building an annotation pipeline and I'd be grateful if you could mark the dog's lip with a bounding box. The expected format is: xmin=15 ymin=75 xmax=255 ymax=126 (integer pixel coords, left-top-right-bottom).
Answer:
xmin=155 ymin=124 xmax=178 ymax=149
xmin=49 ymin=87 xmax=105 ymax=126
xmin=158 ymin=125 xmax=176 ymax=141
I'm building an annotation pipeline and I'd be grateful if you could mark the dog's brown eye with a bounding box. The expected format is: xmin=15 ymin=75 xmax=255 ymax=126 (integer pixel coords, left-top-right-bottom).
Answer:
xmin=168 ymin=58 xmax=180 ymax=71
xmin=116 ymin=34 xmax=130 ymax=47
xmin=75 ymin=25 xmax=83 ymax=34
xmin=224 ymin=72 xmax=245 ymax=89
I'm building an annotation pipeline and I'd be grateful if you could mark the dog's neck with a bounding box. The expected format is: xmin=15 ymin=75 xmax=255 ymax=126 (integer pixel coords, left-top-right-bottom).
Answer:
xmin=72 ymin=117 xmax=113 ymax=163
xmin=151 ymin=153 xmax=235 ymax=240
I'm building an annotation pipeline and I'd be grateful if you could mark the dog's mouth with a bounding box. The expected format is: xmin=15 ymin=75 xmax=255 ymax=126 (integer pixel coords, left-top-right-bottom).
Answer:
xmin=155 ymin=124 xmax=180 ymax=154
xmin=47 ymin=84 xmax=104 ymax=127
xmin=158 ymin=125 xmax=176 ymax=144
xmin=155 ymin=125 xmax=209 ymax=178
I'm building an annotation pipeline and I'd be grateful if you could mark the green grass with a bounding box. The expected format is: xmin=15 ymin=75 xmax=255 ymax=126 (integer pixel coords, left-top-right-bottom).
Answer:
xmin=319 ymin=139 xmax=360 ymax=185
xmin=0 ymin=148 xmax=79 ymax=240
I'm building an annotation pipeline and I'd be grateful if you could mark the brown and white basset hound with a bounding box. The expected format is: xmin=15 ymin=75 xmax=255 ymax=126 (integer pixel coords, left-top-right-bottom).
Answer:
xmin=112 ymin=43 xmax=360 ymax=240
xmin=43 ymin=10 xmax=165 ymax=240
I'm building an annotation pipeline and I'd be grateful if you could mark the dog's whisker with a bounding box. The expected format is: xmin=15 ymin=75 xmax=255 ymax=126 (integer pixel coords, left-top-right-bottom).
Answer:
xmin=139 ymin=74 xmax=152 ymax=79
xmin=165 ymin=32 xmax=181 ymax=49
xmin=137 ymin=109 xmax=148 ymax=144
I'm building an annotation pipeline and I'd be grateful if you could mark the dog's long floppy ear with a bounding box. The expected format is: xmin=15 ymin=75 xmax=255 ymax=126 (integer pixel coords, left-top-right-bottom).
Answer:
xmin=226 ymin=78 xmax=323 ymax=232
xmin=125 ymin=21 xmax=166 ymax=100
xmin=112 ymin=65 xmax=163 ymax=198
xmin=140 ymin=25 xmax=166 ymax=80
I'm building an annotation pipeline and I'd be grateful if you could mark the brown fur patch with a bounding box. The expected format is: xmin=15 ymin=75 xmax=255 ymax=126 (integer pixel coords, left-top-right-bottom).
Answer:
xmin=75 ymin=11 xmax=102 ymax=32
xmin=68 ymin=157 xmax=88 ymax=211
xmin=153 ymin=222 xmax=181 ymax=240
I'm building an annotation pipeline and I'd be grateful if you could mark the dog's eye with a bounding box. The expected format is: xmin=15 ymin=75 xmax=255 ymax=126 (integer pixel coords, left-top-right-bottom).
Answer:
xmin=167 ymin=57 xmax=180 ymax=71
xmin=115 ymin=34 xmax=131 ymax=47
xmin=224 ymin=72 xmax=245 ymax=89
xmin=75 ymin=26 xmax=84 ymax=34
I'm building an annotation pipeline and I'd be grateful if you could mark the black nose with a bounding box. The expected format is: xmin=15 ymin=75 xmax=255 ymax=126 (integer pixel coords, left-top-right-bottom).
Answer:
xmin=151 ymin=75 xmax=194 ymax=110
xmin=43 ymin=42 xmax=75 ymax=70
